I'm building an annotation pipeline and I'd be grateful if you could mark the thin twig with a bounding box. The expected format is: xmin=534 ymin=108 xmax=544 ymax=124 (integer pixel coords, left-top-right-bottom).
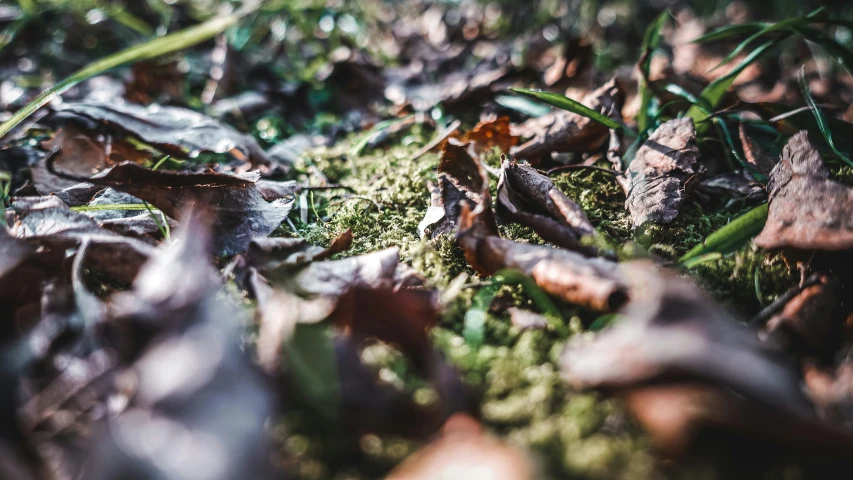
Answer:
xmin=547 ymin=165 xmax=623 ymax=176
xmin=748 ymin=273 xmax=823 ymax=326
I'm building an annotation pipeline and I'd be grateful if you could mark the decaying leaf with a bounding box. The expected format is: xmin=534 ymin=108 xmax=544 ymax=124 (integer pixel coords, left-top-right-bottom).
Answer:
xmin=804 ymin=350 xmax=853 ymax=426
xmin=457 ymin=203 xmax=627 ymax=311
xmin=87 ymin=212 xmax=276 ymax=479
xmin=496 ymin=159 xmax=598 ymax=252
xmin=739 ymin=122 xmax=778 ymax=177
xmin=764 ymin=275 xmax=844 ymax=354
xmin=457 ymin=116 xmax=518 ymax=155
xmin=50 ymin=102 xmax=271 ymax=167
xmin=625 ymin=118 xmax=704 ymax=227
xmin=245 ymin=228 xmax=352 ymax=271
xmin=696 ymin=172 xmax=766 ymax=206
xmin=754 ymin=131 xmax=853 ymax=250
xmin=418 ymin=139 xmax=497 ymax=239
xmin=561 ymin=263 xmax=809 ymax=411
xmin=387 ymin=414 xmax=535 ymax=480
xmin=47 ymin=156 xmax=294 ymax=255
xmin=511 ymin=79 xmax=623 ymax=160
xmin=7 ymin=196 xmax=154 ymax=283
xmin=560 ymin=262 xmax=853 ymax=454
xmin=33 ymin=125 xmax=148 ymax=195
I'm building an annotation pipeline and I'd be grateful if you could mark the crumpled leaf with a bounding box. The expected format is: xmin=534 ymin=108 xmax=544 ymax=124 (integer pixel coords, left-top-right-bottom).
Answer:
xmin=418 ymin=139 xmax=497 ymax=239
xmin=50 ymin=102 xmax=270 ymax=167
xmin=559 ymin=263 xmax=853 ymax=453
xmin=457 ymin=203 xmax=627 ymax=311
xmin=86 ymin=212 xmax=276 ymax=479
xmin=7 ymin=196 xmax=154 ymax=284
xmin=764 ymin=275 xmax=844 ymax=354
xmin=387 ymin=414 xmax=534 ymax=480
xmin=754 ymin=131 xmax=853 ymax=250
xmin=804 ymin=349 xmax=853 ymax=426
xmin=48 ymin=157 xmax=294 ymax=255
xmin=511 ymin=79 xmax=623 ymax=160
xmin=496 ymin=159 xmax=598 ymax=252
xmin=457 ymin=115 xmax=518 ymax=155
xmin=739 ymin=122 xmax=778 ymax=177
xmin=625 ymin=118 xmax=704 ymax=227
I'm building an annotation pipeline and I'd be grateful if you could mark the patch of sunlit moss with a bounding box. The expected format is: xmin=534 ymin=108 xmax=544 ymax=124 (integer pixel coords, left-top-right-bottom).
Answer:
xmin=691 ymin=244 xmax=794 ymax=316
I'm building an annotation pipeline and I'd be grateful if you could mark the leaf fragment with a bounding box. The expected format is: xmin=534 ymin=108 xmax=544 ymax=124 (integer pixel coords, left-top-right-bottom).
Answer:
xmin=625 ymin=118 xmax=704 ymax=227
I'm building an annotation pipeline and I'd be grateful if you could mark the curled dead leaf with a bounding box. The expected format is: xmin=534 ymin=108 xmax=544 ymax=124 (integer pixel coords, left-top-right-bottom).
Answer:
xmin=497 ymin=159 xmax=598 ymax=252
xmin=754 ymin=131 xmax=853 ymax=251
xmin=47 ymin=156 xmax=294 ymax=255
xmin=625 ymin=118 xmax=704 ymax=227
xmin=511 ymin=79 xmax=623 ymax=160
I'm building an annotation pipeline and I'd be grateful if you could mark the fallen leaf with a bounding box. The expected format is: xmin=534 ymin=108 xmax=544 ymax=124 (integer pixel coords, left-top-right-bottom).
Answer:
xmin=754 ymin=131 xmax=853 ymax=250
xmin=496 ymin=159 xmax=598 ymax=252
xmin=764 ymin=275 xmax=844 ymax=354
xmin=387 ymin=414 xmax=535 ymax=480
xmin=457 ymin=203 xmax=627 ymax=311
xmin=458 ymin=115 xmax=518 ymax=154
xmin=511 ymin=79 xmax=623 ymax=160
xmin=561 ymin=262 xmax=853 ymax=455
xmin=50 ymin=102 xmax=270 ymax=167
xmin=625 ymin=118 xmax=704 ymax=227
xmin=739 ymin=122 xmax=778 ymax=177
xmin=418 ymin=139 xmax=497 ymax=239
xmin=47 ymin=156 xmax=294 ymax=255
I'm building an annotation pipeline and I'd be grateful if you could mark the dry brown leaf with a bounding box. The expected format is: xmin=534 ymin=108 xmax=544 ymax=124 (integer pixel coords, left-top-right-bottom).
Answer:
xmin=754 ymin=131 xmax=853 ymax=250
xmin=511 ymin=79 xmax=623 ymax=160
xmin=496 ymin=159 xmax=598 ymax=252
xmin=387 ymin=414 xmax=535 ymax=480
xmin=625 ymin=118 xmax=703 ymax=227
xmin=417 ymin=138 xmax=497 ymax=238
xmin=47 ymin=156 xmax=294 ymax=255
xmin=738 ymin=123 xmax=778 ymax=177
xmin=457 ymin=203 xmax=627 ymax=311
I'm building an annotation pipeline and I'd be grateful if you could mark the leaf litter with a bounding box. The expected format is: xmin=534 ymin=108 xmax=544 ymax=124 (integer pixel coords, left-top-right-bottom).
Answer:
xmin=2 ymin=2 xmax=853 ymax=479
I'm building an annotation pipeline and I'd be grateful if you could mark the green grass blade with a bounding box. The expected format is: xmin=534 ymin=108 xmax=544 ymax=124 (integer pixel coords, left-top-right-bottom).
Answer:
xmin=687 ymin=39 xmax=779 ymax=130
xmin=798 ymin=68 xmax=853 ymax=168
xmin=709 ymin=16 xmax=808 ymax=73
xmin=0 ymin=10 xmax=249 ymax=140
xmin=348 ymin=115 xmax=413 ymax=157
xmin=638 ymin=11 xmax=670 ymax=132
xmin=509 ymin=88 xmax=629 ymax=132
xmin=679 ymin=203 xmax=769 ymax=266
xmin=792 ymin=25 xmax=853 ymax=76
xmin=690 ymin=23 xmax=766 ymax=43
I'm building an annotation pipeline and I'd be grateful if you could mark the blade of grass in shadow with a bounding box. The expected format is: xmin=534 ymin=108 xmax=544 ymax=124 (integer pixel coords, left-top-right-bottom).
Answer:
xmin=464 ymin=268 xmax=567 ymax=346
xmin=509 ymin=87 xmax=631 ymax=133
xmin=690 ymin=23 xmax=767 ymax=43
xmin=798 ymin=68 xmax=853 ymax=168
xmin=708 ymin=8 xmax=824 ymax=73
xmin=687 ymin=39 xmax=780 ymax=132
xmin=679 ymin=203 xmax=769 ymax=267
xmin=0 ymin=8 xmax=253 ymax=140
xmin=791 ymin=25 xmax=853 ymax=76
xmin=637 ymin=11 xmax=670 ymax=133
xmin=349 ymin=115 xmax=414 ymax=157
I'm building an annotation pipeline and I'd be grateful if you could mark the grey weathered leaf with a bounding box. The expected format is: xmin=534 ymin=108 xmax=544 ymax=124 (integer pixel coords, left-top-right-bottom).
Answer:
xmin=48 ymin=157 xmax=294 ymax=255
xmin=511 ymin=79 xmax=623 ymax=160
xmin=754 ymin=131 xmax=853 ymax=250
xmin=496 ymin=159 xmax=598 ymax=252
xmin=51 ymin=102 xmax=270 ymax=167
xmin=625 ymin=118 xmax=704 ymax=227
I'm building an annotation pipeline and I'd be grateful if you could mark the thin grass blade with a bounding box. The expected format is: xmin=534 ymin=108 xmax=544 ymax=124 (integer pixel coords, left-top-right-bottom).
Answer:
xmin=509 ymin=87 xmax=628 ymax=132
xmin=0 ymin=10 xmax=251 ymax=140
xmin=680 ymin=203 xmax=769 ymax=266
xmin=638 ymin=11 xmax=670 ymax=132
xmin=798 ymin=68 xmax=853 ymax=168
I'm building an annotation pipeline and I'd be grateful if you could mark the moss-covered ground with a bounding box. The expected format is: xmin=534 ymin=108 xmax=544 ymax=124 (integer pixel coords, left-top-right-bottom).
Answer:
xmin=263 ymin=123 xmax=833 ymax=479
